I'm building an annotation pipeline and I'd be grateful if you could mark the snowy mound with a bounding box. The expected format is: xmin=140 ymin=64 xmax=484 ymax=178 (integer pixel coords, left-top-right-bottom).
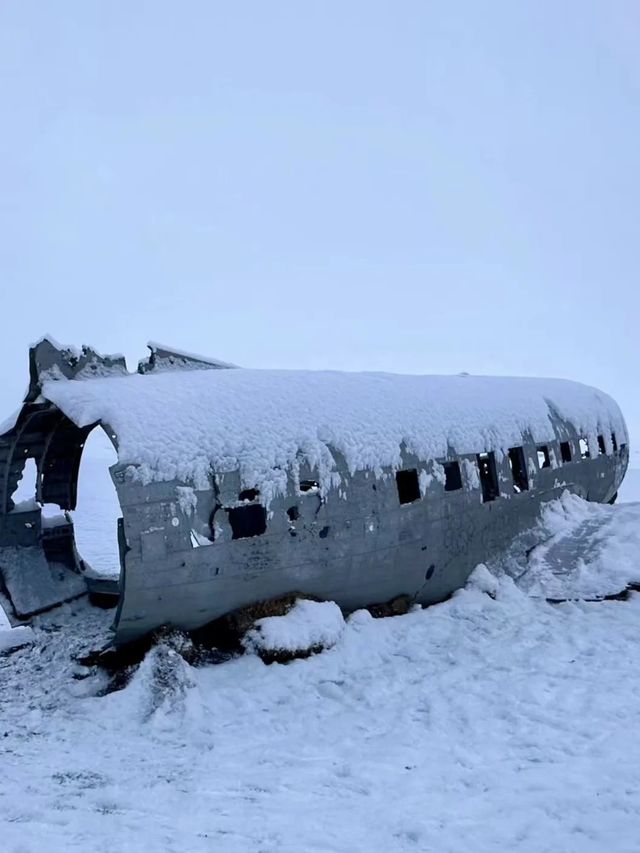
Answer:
xmin=508 ymin=491 xmax=640 ymax=600
xmin=243 ymin=599 xmax=345 ymax=658
xmin=40 ymin=368 xmax=626 ymax=498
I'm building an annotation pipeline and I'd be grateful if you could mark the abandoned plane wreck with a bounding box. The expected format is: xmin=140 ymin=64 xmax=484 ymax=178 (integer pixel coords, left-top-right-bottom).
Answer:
xmin=0 ymin=338 xmax=629 ymax=647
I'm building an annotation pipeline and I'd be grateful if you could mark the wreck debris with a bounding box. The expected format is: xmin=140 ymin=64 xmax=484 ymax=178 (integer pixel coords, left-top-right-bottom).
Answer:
xmin=0 ymin=336 xmax=630 ymax=649
xmin=137 ymin=341 xmax=238 ymax=375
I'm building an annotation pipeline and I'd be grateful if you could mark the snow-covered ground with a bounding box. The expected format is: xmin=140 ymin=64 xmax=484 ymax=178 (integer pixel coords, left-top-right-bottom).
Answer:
xmin=2 ymin=462 xmax=640 ymax=852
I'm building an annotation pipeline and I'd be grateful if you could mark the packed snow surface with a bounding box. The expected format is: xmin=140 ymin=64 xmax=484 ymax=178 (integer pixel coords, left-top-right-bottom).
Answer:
xmin=243 ymin=599 xmax=345 ymax=654
xmin=41 ymin=368 xmax=627 ymax=497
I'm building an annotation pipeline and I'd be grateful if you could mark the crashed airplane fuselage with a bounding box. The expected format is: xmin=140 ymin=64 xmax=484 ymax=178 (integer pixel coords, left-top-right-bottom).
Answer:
xmin=0 ymin=339 xmax=630 ymax=645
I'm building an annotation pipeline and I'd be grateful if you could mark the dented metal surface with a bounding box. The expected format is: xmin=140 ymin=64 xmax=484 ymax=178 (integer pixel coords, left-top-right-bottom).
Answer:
xmin=0 ymin=338 xmax=630 ymax=645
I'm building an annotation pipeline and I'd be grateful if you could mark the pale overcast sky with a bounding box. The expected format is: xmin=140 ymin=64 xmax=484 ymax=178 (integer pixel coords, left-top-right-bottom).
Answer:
xmin=1 ymin=2 xmax=638 ymax=437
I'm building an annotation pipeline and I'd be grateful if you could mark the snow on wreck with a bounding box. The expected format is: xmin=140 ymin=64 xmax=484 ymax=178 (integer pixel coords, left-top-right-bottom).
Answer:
xmin=0 ymin=337 xmax=629 ymax=646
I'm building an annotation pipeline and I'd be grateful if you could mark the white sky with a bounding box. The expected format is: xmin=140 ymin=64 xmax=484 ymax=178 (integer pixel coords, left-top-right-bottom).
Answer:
xmin=1 ymin=2 xmax=638 ymax=440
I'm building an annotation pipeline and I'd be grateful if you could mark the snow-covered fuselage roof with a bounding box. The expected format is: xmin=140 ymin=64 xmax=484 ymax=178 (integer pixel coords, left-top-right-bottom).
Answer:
xmin=40 ymin=367 xmax=628 ymax=500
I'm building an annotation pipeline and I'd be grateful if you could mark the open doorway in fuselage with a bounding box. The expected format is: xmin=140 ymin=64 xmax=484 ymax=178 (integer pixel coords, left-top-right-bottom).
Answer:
xmin=72 ymin=426 xmax=121 ymax=583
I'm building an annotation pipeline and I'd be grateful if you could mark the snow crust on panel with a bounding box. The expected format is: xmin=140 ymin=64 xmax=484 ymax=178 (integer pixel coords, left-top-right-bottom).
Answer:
xmin=418 ymin=469 xmax=433 ymax=495
xmin=461 ymin=457 xmax=480 ymax=490
xmin=40 ymin=368 xmax=627 ymax=499
xmin=144 ymin=341 xmax=238 ymax=370
xmin=176 ymin=486 xmax=197 ymax=516
xmin=243 ymin=599 xmax=345 ymax=655
xmin=431 ymin=460 xmax=447 ymax=486
xmin=29 ymin=333 xmax=76 ymax=355
xmin=74 ymin=360 xmax=128 ymax=380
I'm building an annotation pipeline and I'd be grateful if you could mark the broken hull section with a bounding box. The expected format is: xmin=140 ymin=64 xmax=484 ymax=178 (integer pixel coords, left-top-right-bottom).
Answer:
xmin=0 ymin=337 xmax=629 ymax=645
xmin=113 ymin=442 xmax=626 ymax=644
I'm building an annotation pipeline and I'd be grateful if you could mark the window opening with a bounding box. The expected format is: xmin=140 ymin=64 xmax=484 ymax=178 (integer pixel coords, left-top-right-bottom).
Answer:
xmin=560 ymin=441 xmax=572 ymax=464
xmin=299 ymin=479 xmax=319 ymax=493
xmin=537 ymin=446 xmax=551 ymax=469
xmin=579 ymin=438 xmax=590 ymax=459
xmin=611 ymin=432 xmax=618 ymax=453
xmin=227 ymin=504 xmax=267 ymax=540
xmin=476 ymin=452 xmax=499 ymax=503
xmin=620 ymin=443 xmax=627 ymax=454
xmin=443 ymin=461 xmax=462 ymax=492
xmin=597 ymin=435 xmax=606 ymax=455
xmin=508 ymin=447 xmax=528 ymax=493
xmin=227 ymin=489 xmax=267 ymax=540
xmin=287 ymin=506 xmax=299 ymax=522
xmin=395 ymin=469 xmax=420 ymax=505
xmin=10 ymin=456 xmax=38 ymax=509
